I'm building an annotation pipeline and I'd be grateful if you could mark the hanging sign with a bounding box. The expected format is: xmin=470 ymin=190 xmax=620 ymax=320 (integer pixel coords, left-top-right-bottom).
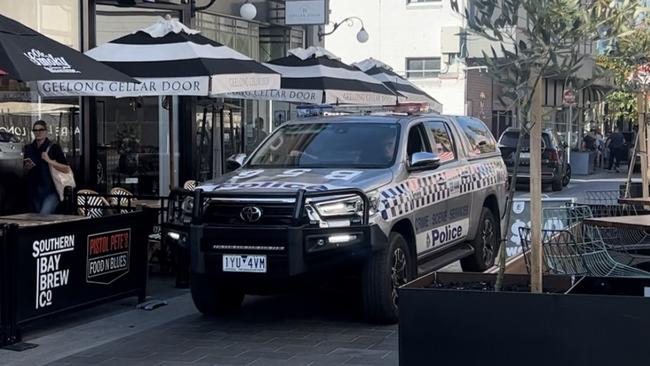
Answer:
xmin=285 ymin=0 xmax=328 ymax=25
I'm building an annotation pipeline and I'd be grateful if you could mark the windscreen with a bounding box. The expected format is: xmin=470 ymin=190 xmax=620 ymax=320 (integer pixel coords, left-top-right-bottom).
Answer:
xmin=248 ymin=123 xmax=399 ymax=168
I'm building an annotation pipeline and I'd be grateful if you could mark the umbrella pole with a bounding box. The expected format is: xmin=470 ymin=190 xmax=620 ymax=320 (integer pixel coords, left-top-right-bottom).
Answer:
xmin=640 ymin=92 xmax=649 ymax=200
xmin=168 ymin=96 xmax=175 ymax=191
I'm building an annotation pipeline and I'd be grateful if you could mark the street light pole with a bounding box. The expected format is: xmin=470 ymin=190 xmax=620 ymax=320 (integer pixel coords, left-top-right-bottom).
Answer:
xmin=318 ymin=17 xmax=369 ymax=43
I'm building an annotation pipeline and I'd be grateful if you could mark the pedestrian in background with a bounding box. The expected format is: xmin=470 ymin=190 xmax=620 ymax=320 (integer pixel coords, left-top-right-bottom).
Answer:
xmin=606 ymin=127 xmax=626 ymax=173
xmin=23 ymin=120 xmax=71 ymax=214
xmin=595 ymin=129 xmax=604 ymax=168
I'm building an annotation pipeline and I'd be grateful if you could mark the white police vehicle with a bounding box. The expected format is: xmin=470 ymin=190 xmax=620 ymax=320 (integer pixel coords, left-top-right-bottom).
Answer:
xmin=164 ymin=114 xmax=508 ymax=323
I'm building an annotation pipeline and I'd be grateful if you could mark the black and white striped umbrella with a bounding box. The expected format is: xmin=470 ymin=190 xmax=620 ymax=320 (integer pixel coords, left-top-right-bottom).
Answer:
xmin=224 ymin=47 xmax=397 ymax=105
xmin=354 ymin=58 xmax=443 ymax=113
xmin=37 ymin=17 xmax=280 ymax=97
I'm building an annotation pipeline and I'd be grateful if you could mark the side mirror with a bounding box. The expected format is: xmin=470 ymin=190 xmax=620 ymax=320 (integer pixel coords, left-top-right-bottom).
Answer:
xmin=226 ymin=153 xmax=247 ymax=171
xmin=408 ymin=152 xmax=441 ymax=171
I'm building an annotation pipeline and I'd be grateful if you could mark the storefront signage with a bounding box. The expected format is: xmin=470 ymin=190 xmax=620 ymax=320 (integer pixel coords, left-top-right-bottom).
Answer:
xmin=87 ymin=228 xmax=131 ymax=285
xmin=32 ymin=234 xmax=75 ymax=309
xmin=1 ymin=211 xmax=152 ymax=347
xmin=36 ymin=76 xmax=209 ymax=97
xmin=285 ymin=0 xmax=328 ymax=25
xmin=223 ymin=89 xmax=321 ymax=104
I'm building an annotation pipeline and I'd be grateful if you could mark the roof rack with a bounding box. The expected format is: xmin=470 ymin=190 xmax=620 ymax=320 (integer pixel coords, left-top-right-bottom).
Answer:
xmin=296 ymin=103 xmax=436 ymax=118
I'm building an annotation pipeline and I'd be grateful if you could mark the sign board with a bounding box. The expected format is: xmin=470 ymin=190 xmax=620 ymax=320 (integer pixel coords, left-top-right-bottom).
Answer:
xmin=285 ymin=0 xmax=328 ymax=25
xmin=563 ymin=89 xmax=576 ymax=106
xmin=506 ymin=197 xmax=575 ymax=257
xmin=1 ymin=211 xmax=152 ymax=330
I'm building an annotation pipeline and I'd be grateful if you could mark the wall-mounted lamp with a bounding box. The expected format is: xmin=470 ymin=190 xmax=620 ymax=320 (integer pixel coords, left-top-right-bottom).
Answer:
xmin=318 ymin=16 xmax=369 ymax=43
xmin=240 ymin=0 xmax=257 ymax=20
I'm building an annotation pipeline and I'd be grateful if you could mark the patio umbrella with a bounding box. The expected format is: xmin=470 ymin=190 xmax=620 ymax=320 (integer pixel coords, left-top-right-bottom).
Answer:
xmin=37 ymin=16 xmax=281 ymax=97
xmin=0 ymin=13 xmax=135 ymax=83
xmin=353 ymin=58 xmax=443 ymax=113
xmin=223 ymin=47 xmax=397 ymax=105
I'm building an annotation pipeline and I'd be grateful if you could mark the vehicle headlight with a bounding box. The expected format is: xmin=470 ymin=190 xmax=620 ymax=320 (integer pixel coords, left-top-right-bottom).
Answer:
xmin=313 ymin=195 xmax=364 ymax=218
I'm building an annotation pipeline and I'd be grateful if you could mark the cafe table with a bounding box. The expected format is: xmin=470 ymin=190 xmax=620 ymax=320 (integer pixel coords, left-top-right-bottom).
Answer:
xmin=618 ymin=197 xmax=650 ymax=206
xmin=0 ymin=213 xmax=89 ymax=227
xmin=584 ymin=215 xmax=650 ymax=231
xmin=134 ymin=199 xmax=163 ymax=209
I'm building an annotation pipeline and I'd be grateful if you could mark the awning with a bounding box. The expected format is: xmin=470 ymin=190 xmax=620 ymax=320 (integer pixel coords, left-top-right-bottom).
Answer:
xmin=353 ymin=58 xmax=443 ymax=113
xmin=36 ymin=16 xmax=280 ymax=97
xmin=222 ymin=47 xmax=397 ymax=105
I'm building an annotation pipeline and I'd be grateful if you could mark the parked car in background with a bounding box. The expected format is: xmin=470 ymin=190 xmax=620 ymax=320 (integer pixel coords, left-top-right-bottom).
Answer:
xmin=498 ymin=128 xmax=571 ymax=191
xmin=0 ymin=131 xmax=24 ymax=214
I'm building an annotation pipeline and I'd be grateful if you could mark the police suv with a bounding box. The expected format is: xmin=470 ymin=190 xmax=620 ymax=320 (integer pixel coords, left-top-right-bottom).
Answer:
xmin=165 ymin=114 xmax=508 ymax=323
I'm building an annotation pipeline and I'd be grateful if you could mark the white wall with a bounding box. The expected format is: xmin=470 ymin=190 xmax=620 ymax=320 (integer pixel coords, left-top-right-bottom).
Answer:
xmin=324 ymin=0 xmax=467 ymax=114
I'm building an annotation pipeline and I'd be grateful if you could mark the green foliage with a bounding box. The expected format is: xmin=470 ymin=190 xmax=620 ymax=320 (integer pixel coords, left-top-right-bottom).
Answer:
xmin=452 ymin=0 xmax=638 ymax=129
xmin=596 ymin=1 xmax=650 ymax=125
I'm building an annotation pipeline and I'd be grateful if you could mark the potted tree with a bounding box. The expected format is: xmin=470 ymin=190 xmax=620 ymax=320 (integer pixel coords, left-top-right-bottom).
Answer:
xmin=399 ymin=1 xmax=650 ymax=365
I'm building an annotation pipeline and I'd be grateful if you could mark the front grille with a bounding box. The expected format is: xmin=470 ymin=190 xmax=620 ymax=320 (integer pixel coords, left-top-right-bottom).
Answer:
xmin=203 ymin=201 xmax=297 ymax=225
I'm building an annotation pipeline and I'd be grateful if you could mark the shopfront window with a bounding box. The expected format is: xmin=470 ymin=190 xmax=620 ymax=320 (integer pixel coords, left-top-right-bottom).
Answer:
xmin=94 ymin=5 xmax=179 ymax=195
xmin=0 ymin=1 xmax=82 ymax=176
xmin=195 ymin=12 xmax=260 ymax=60
xmin=96 ymin=97 xmax=159 ymax=195
xmin=2 ymin=0 xmax=80 ymax=49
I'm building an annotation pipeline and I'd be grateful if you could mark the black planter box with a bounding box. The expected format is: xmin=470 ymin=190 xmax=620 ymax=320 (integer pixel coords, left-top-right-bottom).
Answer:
xmin=399 ymin=272 xmax=650 ymax=366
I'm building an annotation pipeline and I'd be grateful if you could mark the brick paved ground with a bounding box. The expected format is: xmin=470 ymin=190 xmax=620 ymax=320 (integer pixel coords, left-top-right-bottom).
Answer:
xmin=2 ymin=276 xmax=399 ymax=366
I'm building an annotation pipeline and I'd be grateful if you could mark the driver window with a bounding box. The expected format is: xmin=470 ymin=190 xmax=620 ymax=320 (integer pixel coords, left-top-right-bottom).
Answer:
xmin=406 ymin=124 xmax=431 ymax=158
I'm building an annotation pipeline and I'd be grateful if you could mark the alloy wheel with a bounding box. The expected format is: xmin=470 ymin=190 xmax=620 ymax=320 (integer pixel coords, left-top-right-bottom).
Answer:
xmin=390 ymin=247 xmax=408 ymax=307
xmin=481 ymin=218 xmax=496 ymax=265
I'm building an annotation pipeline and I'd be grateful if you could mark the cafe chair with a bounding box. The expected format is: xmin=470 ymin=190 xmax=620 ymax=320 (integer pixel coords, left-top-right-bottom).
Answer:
xmin=519 ymin=227 xmax=650 ymax=278
xmin=110 ymin=187 xmax=136 ymax=214
xmin=183 ymin=180 xmax=197 ymax=191
xmin=580 ymin=190 xmax=639 ymax=217
xmin=544 ymin=204 xmax=650 ymax=257
xmin=76 ymin=189 xmax=111 ymax=218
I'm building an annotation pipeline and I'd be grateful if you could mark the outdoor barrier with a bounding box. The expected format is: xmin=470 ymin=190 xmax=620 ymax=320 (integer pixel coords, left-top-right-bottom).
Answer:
xmin=69 ymin=189 xmax=190 ymax=287
xmin=0 ymin=209 xmax=155 ymax=348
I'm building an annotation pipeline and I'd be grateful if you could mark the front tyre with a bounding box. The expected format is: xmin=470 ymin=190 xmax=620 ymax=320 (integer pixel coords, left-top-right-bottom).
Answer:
xmin=562 ymin=164 xmax=571 ymax=187
xmin=460 ymin=207 xmax=499 ymax=272
xmin=362 ymin=232 xmax=414 ymax=324
xmin=190 ymin=273 xmax=244 ymax=315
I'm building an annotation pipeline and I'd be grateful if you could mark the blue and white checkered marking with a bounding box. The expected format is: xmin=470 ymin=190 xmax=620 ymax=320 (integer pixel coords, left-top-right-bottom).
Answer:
xmin=378 ymin=158 xmax=506 ymax=221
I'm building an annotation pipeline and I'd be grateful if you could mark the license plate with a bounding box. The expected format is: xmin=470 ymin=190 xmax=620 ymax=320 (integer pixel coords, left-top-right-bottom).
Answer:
xmin=222 ymin=254 xmax=267 ymax=273
xmin=519 ymin=153 xmax=530 ymax=159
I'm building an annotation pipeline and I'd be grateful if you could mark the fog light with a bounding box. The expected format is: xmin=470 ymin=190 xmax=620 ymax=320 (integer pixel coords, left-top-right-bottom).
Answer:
xmin=316 ymin=239 xmax=326 ymax=247
xmin=328 ymin=234 xmax=356 ymax=244
xmin=167 ymin=232 xmax=181 ymax=240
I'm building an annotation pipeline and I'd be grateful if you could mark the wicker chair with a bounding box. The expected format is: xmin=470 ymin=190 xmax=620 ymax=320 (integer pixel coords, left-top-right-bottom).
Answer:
xmin=183 ymin=180 xmax=197 ymax=191
xmin=519 ymin=227 xmax=650 ymax=278
xmin=109 ymin=187 xmax=136 ymax=214
xmin=76 ymin=189 xmax=111 ymax=218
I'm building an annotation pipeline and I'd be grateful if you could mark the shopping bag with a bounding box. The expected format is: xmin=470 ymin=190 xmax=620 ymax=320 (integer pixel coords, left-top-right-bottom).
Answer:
xmin=46 ymin=145 xmax=76 ymax=201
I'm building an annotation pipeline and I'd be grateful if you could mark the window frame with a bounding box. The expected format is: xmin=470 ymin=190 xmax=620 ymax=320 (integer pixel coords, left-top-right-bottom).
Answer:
xmin=424 ymin=121 xmax=458 ymax=164
xmin=405 ymin=123 xmax=433 ymax=159
xmin=455 ymin=116 xmax=499 ymax=159
xmin=407 ymin=0 xmax=441 ymax=4
xmin=405 ymin=57 xmax=442 ymax=79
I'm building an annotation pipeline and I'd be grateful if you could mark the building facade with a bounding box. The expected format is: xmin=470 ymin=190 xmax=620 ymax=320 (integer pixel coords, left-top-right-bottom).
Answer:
xmin=0 ymin=0 xmax=319 ymax=196
xmin=324 ymin=0 xmax=606 ymax=144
